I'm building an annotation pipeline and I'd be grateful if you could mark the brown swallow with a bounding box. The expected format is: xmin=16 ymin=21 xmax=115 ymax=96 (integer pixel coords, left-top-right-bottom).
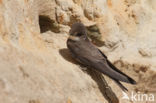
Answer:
xmin=67 ymin=22 xmax=136 ymax=91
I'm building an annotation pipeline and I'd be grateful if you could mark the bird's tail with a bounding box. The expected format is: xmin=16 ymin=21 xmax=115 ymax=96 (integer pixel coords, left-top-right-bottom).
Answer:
xmin=113 ymin=79 xmax=128 ymax=91
xmin=94 ymin=61 xmax=136 ymax=85
xmin=98 ymin=49 xmax=137 ymax=85
xmin=106 ymin=59 xmax=137 ymax=85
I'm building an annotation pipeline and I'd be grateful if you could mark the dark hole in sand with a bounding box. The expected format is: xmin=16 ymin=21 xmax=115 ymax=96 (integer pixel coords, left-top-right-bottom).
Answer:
xmin=39 ymin=15 xmax=60 ymax=33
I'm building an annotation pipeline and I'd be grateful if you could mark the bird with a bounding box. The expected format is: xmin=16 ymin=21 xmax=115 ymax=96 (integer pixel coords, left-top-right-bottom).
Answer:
xmin=66 ymin=22 xmax=136 ymax=91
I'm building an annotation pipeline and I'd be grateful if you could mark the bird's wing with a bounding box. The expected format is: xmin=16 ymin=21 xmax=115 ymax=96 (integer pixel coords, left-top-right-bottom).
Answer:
xmin=98 ymin=49 xmax=136 ymax=84
xmin=67 ymin=38 xmax=104 ymax=65
xmin=67 ymin=39 xmax=136 ymax=84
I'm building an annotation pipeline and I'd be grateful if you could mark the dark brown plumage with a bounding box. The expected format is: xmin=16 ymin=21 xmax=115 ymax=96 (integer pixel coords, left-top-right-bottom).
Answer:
xmin=67 ymin=22 xmax=136 ymax=91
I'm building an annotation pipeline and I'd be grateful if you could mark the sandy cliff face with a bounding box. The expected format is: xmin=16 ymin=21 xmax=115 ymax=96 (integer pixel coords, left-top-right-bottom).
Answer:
xmin=0 ymin=0 xmax=156 ymax=103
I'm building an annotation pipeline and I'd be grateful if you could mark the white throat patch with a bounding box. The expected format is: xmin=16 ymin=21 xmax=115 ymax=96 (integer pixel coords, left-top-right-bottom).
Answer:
xmin=69 ymin=35 xmax=80 ymax=41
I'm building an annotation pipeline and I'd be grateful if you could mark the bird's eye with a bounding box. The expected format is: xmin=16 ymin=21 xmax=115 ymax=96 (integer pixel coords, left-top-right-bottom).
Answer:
xmin=77 ymin=33 xmax=82 ymax=36
xmin=73 ymin=32 xmax=82 ymax=36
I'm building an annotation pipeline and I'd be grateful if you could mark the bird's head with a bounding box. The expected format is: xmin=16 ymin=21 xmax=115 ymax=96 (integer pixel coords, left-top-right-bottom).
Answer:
xmin=69 ymin=22 xmax=87 ymax=37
